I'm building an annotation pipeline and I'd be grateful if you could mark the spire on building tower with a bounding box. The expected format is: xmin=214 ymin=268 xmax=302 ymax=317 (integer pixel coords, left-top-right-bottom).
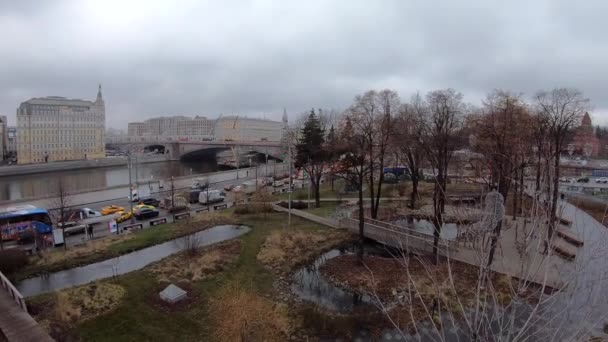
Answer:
xmin=282 ymin=108 xmax=288 ymax=124
xmin=95 ymin=84 xmax=104 ymax=105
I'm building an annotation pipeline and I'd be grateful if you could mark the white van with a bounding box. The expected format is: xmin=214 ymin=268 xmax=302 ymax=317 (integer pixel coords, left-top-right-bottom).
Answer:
xmin=199 ymin=189 xmax=225 ymax=205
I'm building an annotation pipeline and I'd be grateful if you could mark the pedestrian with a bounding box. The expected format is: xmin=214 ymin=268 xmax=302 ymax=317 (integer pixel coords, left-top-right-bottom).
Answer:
xmin=87 ymin=225 xmax=93 ymax=240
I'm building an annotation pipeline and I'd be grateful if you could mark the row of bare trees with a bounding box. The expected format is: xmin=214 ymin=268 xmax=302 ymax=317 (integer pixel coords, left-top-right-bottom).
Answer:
xmin=293 ymin=87 xmax=590 ymax=264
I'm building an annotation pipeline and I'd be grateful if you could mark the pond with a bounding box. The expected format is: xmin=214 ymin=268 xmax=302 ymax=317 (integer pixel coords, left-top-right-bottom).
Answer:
xmin=291 ymin=243 xmax=401 ymax=312
xmin=17 ymin=225 xmax=250 ymax=297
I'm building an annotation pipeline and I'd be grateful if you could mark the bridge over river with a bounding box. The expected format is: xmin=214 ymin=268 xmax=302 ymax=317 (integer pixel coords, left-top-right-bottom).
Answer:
xmin=107 ymin=136 xmax=284 ymax=162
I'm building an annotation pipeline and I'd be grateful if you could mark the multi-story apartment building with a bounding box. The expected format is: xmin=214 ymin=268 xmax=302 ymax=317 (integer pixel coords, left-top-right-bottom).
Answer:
xmin=0 ymin=116 xmax=7 ymax=160
xmin=128 ymin=116 xmax=214 ymax=137
xmin=16 ymin=85 xmax=106 ymax=164
xmin=214 ymin=116 xmax=283 ymax=142
xmin=7 ymin=127 xmax=16 ymax=156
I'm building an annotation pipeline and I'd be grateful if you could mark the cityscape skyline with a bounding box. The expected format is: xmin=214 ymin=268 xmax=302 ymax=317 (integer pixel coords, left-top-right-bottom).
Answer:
xmin=1 ymin=1 xmax=608 ymax=129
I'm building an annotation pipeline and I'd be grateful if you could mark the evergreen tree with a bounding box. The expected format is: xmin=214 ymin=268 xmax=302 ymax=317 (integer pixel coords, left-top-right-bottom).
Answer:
xmin=295 ymin=110 xmax=326 ymax=207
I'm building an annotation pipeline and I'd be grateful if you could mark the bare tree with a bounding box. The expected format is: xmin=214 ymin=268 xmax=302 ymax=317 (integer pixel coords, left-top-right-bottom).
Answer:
xmin=536 ymin=88 xmax=590 ymax=239
xmin=49 ymin=179 xmax=73 ymax=250
xmin=348 ymin=90 xmax=397 ymax=219
xmin=395 ymin=93 xmax=426 ymax=209
xmin=337 ymin=115 xmax=371 ymax=262
xmin=470 ymin=90 xmax=533 ymax=266
xmin=418 ymin=89 xmax=465 ymax=264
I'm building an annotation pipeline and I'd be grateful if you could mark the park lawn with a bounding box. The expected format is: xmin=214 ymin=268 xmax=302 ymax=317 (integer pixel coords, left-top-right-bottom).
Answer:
xmin=305 ymin=202 xmax=341 ymax=218
xmin=68 ymin=212 xmax=337 ymax=341
xmin=276 ymin=179 xmax=411 ymax=201
xmin=13 ymin=211 xmax=238 ymax=281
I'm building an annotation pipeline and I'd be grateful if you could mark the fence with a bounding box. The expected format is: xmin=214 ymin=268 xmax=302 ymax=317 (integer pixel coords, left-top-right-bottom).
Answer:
xmin=0 ymin=270 xmax=27 ymax=313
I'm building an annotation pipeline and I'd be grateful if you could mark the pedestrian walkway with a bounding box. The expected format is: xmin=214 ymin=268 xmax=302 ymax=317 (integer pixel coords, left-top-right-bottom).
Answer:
xmin=0 ymin=272 xmax=53 ymax=341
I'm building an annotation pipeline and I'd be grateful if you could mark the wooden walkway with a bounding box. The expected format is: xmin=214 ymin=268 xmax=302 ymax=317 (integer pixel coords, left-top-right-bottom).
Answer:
xmin=0 ymin=272 xmax=53 ymax=342
xmin=273 ymin=204 xmax=566 ymax=289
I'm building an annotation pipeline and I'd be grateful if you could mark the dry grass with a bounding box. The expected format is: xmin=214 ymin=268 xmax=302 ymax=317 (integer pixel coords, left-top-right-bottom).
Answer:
xmin=567 ymin=196 xmax=608 ymax=227
xmin=209 ymin=283 xmax=291 ymax=342
xmin=33 ymin=234 xmax=135 ymax=268
xmin=257 ymin=229 xmax=352 ymax=273
xmin=33 ymin=282 xmax=126 ymax=338
xmin=321 ymin=254 xmax=519 ymax=329
xmin=149 ymin=240 xmax=242 ymax=283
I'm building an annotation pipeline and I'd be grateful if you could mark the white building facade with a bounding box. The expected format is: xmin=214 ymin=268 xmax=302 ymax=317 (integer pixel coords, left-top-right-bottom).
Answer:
xmin=128 ymin=116 xmax=214 ymax=138
xmin=214 ymin=116 xmax=283 ymax=142
xmin=16 ymin=86 xmax=106 ymax=164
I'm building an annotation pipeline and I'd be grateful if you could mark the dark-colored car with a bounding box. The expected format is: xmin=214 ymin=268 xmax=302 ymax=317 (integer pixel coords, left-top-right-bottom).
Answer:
xmin=138 ymin=197 xmax=160 ymax=207
xmin=134 ymin=208 xmax=159 ymax=220
xmin=188 ymin=190 xmax=202 ymax=204
xmin=577 ymin=177 xmax=590 ymax=183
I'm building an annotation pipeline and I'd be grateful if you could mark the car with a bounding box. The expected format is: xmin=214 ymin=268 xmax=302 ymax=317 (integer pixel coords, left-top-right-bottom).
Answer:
xmin=224 ymin=184 xmax=236 ymax=191
xmin=138 ymin=197 xmax=160 ymax=207
xmin=133 ymin=207 xmax=159 ymax=220
xmin=567 ymin=177 xmax=577 ymax=183
xmin=597 ymin=177 xmax=608 ymax=184
xmin=133 ymin=204 xmax=155 ymax=211
xmin=577 ymin=177 xmax=590 ymax=183
xmin=116 ymin=210 xmax=132 ymax=223
xmin=101 ymin=205 xmax=125 ymax=215
xmin=58 ymin=222 xmax=87 ymax=235
xmin=232 ymin=185 xmax=242 ymax=193
xmin=560 ymin=177 xmax=569 ymax=182
xmin=273 ymin=180 xmax=284 ymax=187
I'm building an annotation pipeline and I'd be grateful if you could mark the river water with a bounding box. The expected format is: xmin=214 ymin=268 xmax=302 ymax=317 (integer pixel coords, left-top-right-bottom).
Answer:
xmin=0 ymin=160 xmax=219 ymax=201
xmin=17 ymin=225 xmax=250 ymax=297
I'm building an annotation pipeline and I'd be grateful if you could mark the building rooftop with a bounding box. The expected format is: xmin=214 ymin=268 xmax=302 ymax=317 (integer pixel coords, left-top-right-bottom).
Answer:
xmin=23 ymin=96 xmax=95 ymax=107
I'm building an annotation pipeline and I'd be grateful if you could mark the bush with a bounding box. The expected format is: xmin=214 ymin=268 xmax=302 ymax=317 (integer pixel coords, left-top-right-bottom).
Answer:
xmin=234 ymin=205 xmax=253 ymax=215
xmin=277 ymin=201 xmax=308 ymax=210
xmin=0 ymin=249 xmax=29 ymax=274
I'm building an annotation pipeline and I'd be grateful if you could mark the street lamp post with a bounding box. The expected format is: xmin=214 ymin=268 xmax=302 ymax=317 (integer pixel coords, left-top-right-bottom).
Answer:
xmin=171 ymin=176 xmax=175 ymax=221
xmin=288 ymin=141 xmax=292 ymax=229
xmin=127 ymin=152 xmax=134 ymax=226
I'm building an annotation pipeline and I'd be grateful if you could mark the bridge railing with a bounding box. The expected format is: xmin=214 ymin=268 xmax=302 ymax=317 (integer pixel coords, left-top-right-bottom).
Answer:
xmin=0 ymin=270 xmax=27 ymax=313
xmin=340 ymin=217 xmax=458 ymax=255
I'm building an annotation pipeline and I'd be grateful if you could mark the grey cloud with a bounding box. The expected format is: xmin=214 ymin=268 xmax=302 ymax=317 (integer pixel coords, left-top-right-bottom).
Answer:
xmin=0 ymin=0 xmax=607 ymax=128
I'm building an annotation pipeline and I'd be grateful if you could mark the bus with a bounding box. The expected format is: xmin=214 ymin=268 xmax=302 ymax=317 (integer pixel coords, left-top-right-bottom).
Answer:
xmin=0 ymin=205 xmax=53 ymax=242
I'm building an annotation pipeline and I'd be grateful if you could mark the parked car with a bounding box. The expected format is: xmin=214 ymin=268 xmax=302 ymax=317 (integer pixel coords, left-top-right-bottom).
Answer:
xmin=138 ymin=197 xmax=160 ymax=207
xmin=559 ymin=177 xmax=569 ymax=182
xmin=160 ymin=195 xmax=190 ymax=213
xmin=58 ymin=222 xmax=87 ymax=236
xmin=133 ymin=207 xmax=159 ymax=220
xmin=133 ymin=204 xmax=155 ymax=211
xmin=188 ymin=190 xmax=202 ymax=203
xmin=596 ymin=177 xmax=608 ymax=184
xmin=116 ymin=210 xmax=132 ymax=223
xmin=577 ymin=177 xmax=590 ymax=183
xmin=101 ymin=205 xmax=124 ymax=215
xmin=199 ymin=189 xmax=225 ymax=205
xmin=273 ymin=180 xmax=284 ymax=187
xmin=567 ymin=177 xmax=577 ymax=183
xmin=224 ymin=184 xmax=236 ymax=192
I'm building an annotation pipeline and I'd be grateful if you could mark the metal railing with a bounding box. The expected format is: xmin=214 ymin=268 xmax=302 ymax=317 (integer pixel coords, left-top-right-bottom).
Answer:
xmin=0 ymin=270 xmax=27 ymax=313
xmin=340 ymin=217 xmax=457 ymax=255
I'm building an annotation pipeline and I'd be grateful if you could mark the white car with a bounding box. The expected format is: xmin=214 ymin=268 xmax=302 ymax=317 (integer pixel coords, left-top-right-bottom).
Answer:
xmin=596 ymin=177 xmax=608 ymax=184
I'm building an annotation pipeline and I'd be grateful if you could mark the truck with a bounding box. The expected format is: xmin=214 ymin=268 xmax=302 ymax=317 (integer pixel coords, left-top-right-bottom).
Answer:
xmin=240 ymin=180 xmax=257 ymax=194
xmin=191 ymin=177 xmax=209 ymax=190
xmin=130 ymin=186 xmax=151 ymax=202
xmin=63 ymin=207 xmax=102 ymax=222
xmin=198 ymin=189 xmax=225 ymax=205
xmin=161 ymin=195 xmax=190 ymax=213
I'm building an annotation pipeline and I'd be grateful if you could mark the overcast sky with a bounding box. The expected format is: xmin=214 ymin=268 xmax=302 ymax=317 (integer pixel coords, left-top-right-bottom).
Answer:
xmin=1 ymin=0 xmax=607 ymax=129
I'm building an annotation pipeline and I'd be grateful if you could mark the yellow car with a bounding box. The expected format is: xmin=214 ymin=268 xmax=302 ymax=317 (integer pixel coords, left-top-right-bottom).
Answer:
xmin=101 ymin=205 xmax=125 ymax=215
xmin=133 ymin=204 xmax=155 ymax=212
xmin=116 ymin=210 xmax=132 ymax=223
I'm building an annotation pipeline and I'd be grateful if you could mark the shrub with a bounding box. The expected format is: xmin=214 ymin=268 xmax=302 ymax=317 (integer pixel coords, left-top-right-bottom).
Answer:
xmin=277 ymin=201 xmax=308 ymax=210
xmin=0 ymin=249 xmax=29 ymax=274
xmin=234 ymin=205 xmax=253 ymax=215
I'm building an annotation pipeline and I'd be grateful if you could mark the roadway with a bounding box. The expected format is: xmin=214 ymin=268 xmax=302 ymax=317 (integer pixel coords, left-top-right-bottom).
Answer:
xmin=1 ymin=165 xmax=297 ymax=251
